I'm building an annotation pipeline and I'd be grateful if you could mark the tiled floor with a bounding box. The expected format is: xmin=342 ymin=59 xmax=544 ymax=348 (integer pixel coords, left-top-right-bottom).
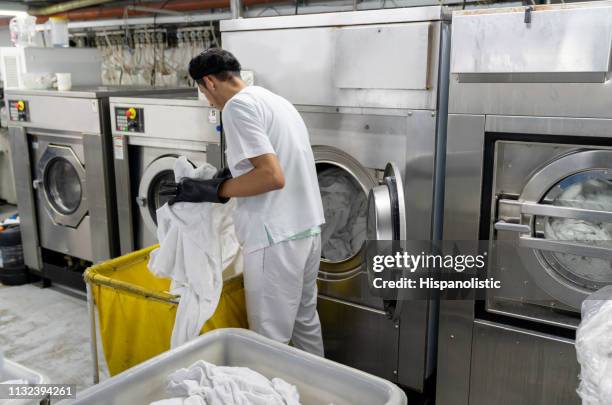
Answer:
xmin=0 ymin=282 xmax=109 ymax=391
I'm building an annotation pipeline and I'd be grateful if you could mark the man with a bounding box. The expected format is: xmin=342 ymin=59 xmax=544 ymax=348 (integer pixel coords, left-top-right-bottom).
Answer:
xmin=161 ymin=48 xmax=325 ymax=356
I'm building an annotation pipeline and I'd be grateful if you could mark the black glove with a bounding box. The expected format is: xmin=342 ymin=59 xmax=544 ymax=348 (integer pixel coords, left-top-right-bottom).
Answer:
xmin=159 ymin=176 xmax=230 ymax=205
xmin=213 ymin=167 xmax=232 ymax=180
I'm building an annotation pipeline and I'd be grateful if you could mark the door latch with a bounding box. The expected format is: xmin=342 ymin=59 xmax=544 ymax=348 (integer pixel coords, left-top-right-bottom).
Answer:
xmin=136 ymin=196 xmax=147 ymax=206
xmin=494 ymin=221 xmax=531 ymax=234
xmin=524 ymin=6 xmax=533 ymax=24
xmin=32 ymin=179 xmax=42 ymax=190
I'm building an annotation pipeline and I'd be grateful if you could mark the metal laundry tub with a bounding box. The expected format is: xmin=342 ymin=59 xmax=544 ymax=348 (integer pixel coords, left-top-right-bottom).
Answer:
xmin=84 ymin=245 xmax=247 ymax=382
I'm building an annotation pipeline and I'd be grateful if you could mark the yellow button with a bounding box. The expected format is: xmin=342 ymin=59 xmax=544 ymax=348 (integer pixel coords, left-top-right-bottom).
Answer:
xmin=16 ymin=101 xmax=25 ymax=111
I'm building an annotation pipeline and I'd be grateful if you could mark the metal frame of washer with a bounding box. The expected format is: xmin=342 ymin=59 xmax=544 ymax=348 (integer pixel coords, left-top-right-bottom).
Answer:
xmin=221 ymin=6 xmax=451 ymax=393
xmin=6 ymin=87 xmax=185 ymax=278
xmin=437 ymin=3 xmax=612 ymax=404
xmin=110 ymin=91 xmax=222 ymax=254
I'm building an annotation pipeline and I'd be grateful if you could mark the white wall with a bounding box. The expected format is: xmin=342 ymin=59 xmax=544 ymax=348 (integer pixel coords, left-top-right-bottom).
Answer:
xmin=0 ymin=26 xmax=11 ymax=47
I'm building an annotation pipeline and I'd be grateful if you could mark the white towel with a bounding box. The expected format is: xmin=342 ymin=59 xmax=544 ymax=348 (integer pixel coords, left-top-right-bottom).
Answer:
xmin=148 ymin=157 xmax=242 ymax=348
xmin=150 ymin=360 xmax=300 ymax=405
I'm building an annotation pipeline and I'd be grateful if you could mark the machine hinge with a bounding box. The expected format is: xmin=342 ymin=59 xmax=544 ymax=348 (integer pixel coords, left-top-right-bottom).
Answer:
xmin=496 ymin=197 xmax=521 ymax=223
xmin=495 ymin=198 xmax=531 ymax=234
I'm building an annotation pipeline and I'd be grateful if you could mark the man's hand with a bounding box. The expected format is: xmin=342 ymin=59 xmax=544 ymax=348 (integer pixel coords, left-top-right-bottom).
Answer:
xmin=159 ymin=171 xmax=231 ymax=205
xmin=219 ymin=153 xmax=285 ymax=198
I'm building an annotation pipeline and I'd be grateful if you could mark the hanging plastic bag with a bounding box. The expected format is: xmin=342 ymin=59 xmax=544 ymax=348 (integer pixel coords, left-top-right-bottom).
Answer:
xmin=576 ymin=285 xmax=612 ymax=404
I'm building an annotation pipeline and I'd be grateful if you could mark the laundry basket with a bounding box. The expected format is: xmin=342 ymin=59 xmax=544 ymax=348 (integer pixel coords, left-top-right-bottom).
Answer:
xmin=84 ymin=245 xmax=247 ymax=381
xmin=60 ymin=328 xmax=407 ymax=405
xmin=0 ymin=358 xmax=46 ymax=405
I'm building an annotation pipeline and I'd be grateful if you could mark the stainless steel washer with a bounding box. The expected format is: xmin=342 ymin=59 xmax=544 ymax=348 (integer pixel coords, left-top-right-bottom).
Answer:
xmin=437 ymin=3 xmax=612 ymax=404
xmin=110 ymin=92 xmax=222 ymax=253
xmin=222 ymin=6 xmax=451 ymax=393
xmin=6 ymin=87 xmax=183 ymax=284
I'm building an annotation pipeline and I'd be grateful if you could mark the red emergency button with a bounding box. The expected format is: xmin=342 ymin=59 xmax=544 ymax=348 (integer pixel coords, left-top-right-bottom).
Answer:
xmin=16 ymin=101 xmax=25 ymax=111
xmin=125 ymin=107 xmax=137 ymax=120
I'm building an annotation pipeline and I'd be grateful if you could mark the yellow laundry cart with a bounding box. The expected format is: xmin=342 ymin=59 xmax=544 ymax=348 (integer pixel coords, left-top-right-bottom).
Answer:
xmin=84 ymin=245 xmax=247 ymax=381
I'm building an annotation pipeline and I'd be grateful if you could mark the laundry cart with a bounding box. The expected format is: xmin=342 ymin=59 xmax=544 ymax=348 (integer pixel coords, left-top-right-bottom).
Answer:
xmin=84 ymin=245 xmax=247 ymax=382
xmin=60 ymin=328 xmax=407 ymax=405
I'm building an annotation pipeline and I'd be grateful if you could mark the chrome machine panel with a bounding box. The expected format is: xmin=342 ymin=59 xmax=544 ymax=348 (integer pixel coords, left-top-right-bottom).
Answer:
xmin=110 ymin=92 xmax=221 ymax=254
xmin=437 ymin=3 xmax=612 ymax=404
xmin=221 ymin=7 xmax=447 ymax=110
xmin=469 ymin=321 xmax=579 ymax=405
xmin=449 ymin=4 xmax=612 ymax=118
xmin=222 ymin=8 xmax=450 ymax=393
xmin=451 ymin=4 xmax=612 ymax=82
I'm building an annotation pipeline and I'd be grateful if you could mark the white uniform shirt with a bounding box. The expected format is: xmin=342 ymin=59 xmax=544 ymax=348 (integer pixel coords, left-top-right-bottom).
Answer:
xmin=222 ymin=86 xmax=325 ymax=254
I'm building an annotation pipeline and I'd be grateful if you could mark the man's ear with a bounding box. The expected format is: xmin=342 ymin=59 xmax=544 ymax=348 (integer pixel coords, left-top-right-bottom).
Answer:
xmin=203 ymin=76 xmax=215 ymax=91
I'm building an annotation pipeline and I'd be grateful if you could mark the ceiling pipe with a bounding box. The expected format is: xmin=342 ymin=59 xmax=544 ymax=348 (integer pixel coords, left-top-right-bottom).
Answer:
xmin=35 ymin=0 xmax=280 ymax=23
xmin=30 ymin=0 xmax=115 ymax=16
xmin=230 ymin=0 xmax=242 ymax=18
xmin=126 ymin=5 xmax=183 ymax=15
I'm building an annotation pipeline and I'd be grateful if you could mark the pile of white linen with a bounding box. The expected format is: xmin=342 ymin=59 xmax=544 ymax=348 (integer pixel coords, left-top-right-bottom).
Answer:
xmin=150 ymin=360 xmax=300 ymax=405
xmin=318 ymin=167 xmax=367 ymax=261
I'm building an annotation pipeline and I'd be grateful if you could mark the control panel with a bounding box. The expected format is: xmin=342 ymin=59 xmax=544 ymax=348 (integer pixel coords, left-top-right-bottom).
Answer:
xmin=115 ymin=106 xmax=144 ymax=132
xmin=8 ymin=100 xmax=29 ymax=122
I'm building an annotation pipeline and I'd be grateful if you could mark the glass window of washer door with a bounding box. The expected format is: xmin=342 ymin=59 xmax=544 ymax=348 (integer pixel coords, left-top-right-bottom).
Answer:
xmin=44 ymin=157 xmax=82 ymax=215
xmin=536 ymin=170 xmax=612 ymax=291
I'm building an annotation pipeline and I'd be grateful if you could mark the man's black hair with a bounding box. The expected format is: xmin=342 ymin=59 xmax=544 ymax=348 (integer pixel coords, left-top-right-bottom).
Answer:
xmin=188 ymin=48 xmax=241 ymax=84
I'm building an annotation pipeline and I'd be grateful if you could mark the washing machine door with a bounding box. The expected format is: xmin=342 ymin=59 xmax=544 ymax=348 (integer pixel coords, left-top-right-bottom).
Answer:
xmin=367 ymin=162 xmax=407 ymax=320
xmin=37 ymin=144 xmax=88 ymax=228
xmin=137 ymin=155 xmax=195 ymax=236
xmin=496 ymin=149 xmax=612 ymax=311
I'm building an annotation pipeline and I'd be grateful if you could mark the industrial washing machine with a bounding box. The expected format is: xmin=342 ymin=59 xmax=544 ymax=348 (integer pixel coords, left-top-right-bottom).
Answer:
xmin=110 ymin=92 xmax=222 ymax=254
xmin=6 ymin=87 xmax=183 ymax=289
xmin=437 ymin=3 xmax=612 ymax=404
xmin=221 ymin=6 xmax=451 ymax=394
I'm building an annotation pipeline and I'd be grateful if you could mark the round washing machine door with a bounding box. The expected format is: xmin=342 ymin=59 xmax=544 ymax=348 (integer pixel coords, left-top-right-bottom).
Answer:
xmin=137 ymin=155 xmax=196 ymax=236
xmin=499 ymin=149 xmax=612 ymax=310
xmin=37 ymin=144 xmax=88 ymax=228
xmin=366 ymin=162 xmax=407 ymax=320
xmin=314 ymin=146 xmax=377 ymax=278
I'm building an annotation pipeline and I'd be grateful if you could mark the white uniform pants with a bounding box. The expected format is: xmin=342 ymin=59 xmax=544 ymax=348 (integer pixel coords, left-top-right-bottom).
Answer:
xmin=243 ymin=235 xmax=324 ymax=356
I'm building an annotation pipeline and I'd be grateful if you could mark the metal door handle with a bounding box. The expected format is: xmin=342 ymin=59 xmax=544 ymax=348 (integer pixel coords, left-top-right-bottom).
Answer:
xmin=136 ymin=196 xmax=147 ymax=206
xmin=498 ymin=199 xmax=612 ymax=224
xmin=519 ymin=236 xmax=612 ymax=260
xmin=494 ymin=221 xmax=531 ymax=233
xmin=33 ymin=179 xmax=42 ymax=190
xmin=521 ymin=202 xmax=612 ymax=224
